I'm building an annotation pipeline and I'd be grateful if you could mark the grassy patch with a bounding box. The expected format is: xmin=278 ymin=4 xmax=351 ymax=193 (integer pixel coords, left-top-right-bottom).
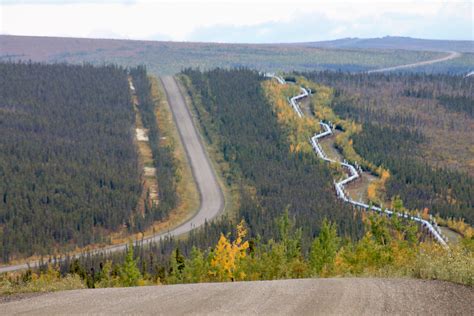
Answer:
xmin=262 ymin=79 xmax=320 ymax=155
xmin=1 ymin=267 xmax=85 ymax=295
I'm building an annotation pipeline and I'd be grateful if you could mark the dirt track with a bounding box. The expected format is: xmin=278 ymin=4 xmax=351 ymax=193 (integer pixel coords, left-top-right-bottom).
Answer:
xmin=0 ymin=76 xmax=224 ymax=274
xmin=367 ymin=51 xmax=460 ymax=73
xmin=1 ymin=278 xmax=472 ymax=315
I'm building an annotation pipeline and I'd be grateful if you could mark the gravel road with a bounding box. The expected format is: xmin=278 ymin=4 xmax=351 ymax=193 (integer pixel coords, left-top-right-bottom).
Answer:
xmin=158 ymin=76 xmax=224 ymax=235
xmin=367 ymin=51 xmax=461 ymax=73
xmin=2 ymin=278 xmax=472 ymax=315
xmin=0 ymin=76 xmax=224 ymax=274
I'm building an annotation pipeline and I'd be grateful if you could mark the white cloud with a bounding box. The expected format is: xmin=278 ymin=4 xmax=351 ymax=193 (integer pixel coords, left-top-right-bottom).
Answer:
xmin=1 ymin=0 xmax=472 ymax=41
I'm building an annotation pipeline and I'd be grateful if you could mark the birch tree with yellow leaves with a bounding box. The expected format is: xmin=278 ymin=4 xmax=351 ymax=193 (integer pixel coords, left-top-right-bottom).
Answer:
xmin=209 ymin=220 xmax=249 ymax=282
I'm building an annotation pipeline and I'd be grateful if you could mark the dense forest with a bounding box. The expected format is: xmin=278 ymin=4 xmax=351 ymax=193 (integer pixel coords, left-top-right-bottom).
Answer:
xmin=0 ymin=63 xmax=181 ymax=263
xmin=302 ymin=71 xmax=474 ymax=223
xmin=0 ymin=62 xmax=141 ymax=262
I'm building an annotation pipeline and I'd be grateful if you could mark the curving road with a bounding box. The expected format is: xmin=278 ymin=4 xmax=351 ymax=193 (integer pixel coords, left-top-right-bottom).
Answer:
xmin=0 ymin=76 xmax=224 ymax=273
xmin=1 ymin=278 xmax=472 ymax=314
xmin=367 ymin=51 xmax=461 ymax=73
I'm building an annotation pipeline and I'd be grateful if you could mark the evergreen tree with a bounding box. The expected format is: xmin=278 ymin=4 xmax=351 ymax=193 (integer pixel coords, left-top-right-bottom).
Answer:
xmin=310 ymin=219 xmax=340 ymax=275
xmin=96 ymin=261 xmax=117 ymax=288
xmin=182 ymin=247 xmax=208 ymax=283
xmin=167 ymin=249 xmax=185 ymax=284
xmin=277 ymin=209 xmax=302 ymax=261
xmin=119 ymin=242 xmax=142 ymax=287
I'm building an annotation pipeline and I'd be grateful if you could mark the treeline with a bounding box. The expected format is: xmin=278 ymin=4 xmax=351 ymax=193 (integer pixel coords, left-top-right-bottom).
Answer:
xmin=0 ymin=62 xmax=142 ymax=262
xmin=4 ymin=209 xmax=473 ymax=293
xmin=64 ymin=213 xmax=423 ymax=286
xmin=301 ymin=71 xmax=473 ymax=223
xmin=129 ymin=67 xmax=177 ymax=231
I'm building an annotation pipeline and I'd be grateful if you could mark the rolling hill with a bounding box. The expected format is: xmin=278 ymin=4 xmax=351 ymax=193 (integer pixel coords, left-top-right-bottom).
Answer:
xmin=1 ymin=35 xmax=470 ymax=75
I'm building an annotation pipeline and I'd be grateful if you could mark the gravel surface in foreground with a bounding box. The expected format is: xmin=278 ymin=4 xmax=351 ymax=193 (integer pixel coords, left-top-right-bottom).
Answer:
xmin=1 ymin=278 xmax=473 ymax=315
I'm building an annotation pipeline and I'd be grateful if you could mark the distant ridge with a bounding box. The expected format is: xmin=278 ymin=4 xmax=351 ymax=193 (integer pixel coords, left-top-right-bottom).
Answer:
xmin=1 ymin=34 xmax=470 ymax=75
xmin=295 ymin=36 xmax=474 ymax=53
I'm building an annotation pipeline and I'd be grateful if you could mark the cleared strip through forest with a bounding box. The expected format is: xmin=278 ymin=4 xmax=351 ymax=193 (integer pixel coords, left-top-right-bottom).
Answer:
xmin=265 ymin=74 xmax=448 ymax=247
xmin=129 ymin=77 xmax=159 ymax=208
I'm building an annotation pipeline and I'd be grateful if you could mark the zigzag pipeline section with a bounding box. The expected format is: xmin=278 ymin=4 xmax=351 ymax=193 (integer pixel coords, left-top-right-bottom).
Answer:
xmin=265 ymin=73 xmax=448 ymax=247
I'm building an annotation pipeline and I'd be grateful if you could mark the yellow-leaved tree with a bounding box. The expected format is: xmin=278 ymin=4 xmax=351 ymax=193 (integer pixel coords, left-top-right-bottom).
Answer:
xmin=209 ymin=220 xmax=249 ymax=282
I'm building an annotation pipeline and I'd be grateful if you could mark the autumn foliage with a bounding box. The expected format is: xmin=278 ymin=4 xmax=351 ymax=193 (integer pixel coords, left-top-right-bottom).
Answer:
xmin=2 ymin=209 xmax=473 ymax=296
xmin=209 ymin=220 xmax=249 ymax=281
xmin=262 ymin=80 xmax=320 ymax=155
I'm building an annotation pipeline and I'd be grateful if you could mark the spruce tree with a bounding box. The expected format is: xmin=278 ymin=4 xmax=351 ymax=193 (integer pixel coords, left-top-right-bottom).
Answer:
xmin=119 ymin=241 xmax=142 ymax=287
xmin=310 ymin=218 xmax=340 ymax=276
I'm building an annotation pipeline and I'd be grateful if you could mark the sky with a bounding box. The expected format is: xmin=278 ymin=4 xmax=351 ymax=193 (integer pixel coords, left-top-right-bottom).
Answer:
xmin=1 ymin=0 xmax=472 ymax=43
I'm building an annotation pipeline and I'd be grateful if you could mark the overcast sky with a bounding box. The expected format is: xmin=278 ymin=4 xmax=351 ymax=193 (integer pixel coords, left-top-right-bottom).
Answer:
xmin=1 ymin=0 xmax=472 ymax=43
